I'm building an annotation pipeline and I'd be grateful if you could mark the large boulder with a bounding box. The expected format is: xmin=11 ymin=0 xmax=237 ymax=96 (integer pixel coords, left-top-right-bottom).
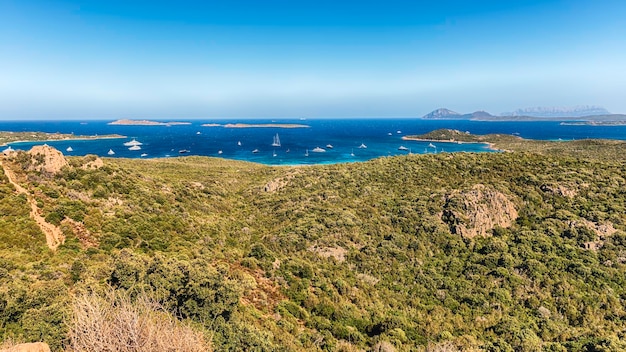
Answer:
xmin=442 ymin=184 xmax=518 ymax=238
xmin=28 ymin=145 xmax=68 ymax=174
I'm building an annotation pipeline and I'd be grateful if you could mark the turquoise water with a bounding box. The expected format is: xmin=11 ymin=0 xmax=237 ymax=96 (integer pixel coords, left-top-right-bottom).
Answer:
xmin=2 ymin=119 xmax=625 ymax=165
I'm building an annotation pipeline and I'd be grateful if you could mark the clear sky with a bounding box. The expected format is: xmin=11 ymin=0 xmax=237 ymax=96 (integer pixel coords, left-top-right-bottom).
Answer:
xmin=1 ymin=0 xmax=625 ymax=119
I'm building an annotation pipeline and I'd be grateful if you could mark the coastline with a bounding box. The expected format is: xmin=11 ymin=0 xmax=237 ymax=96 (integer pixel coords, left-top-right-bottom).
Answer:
xmin=1 ymin=134 xmax=126 ymax=148
xmin=401 ymin=136 xmax=500 ymax=152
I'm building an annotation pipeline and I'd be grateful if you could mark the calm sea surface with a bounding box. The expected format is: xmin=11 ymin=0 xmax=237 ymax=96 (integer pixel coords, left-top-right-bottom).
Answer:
xmin=2 ymin=119 xmax=625 ymax=165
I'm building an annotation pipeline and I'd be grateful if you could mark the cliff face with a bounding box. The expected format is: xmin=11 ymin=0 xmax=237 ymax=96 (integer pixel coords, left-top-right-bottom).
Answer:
xmin=442 ymin=184 xmax=518 ymax=238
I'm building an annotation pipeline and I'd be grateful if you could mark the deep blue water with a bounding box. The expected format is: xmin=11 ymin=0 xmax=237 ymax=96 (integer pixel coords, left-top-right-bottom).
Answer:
xmin=2 ymin=119 xmax=626 ymax=165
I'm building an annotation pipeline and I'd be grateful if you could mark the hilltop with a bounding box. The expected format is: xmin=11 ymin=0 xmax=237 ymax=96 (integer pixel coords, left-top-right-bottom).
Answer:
xmin=2 ymin=139 xmax=626 ymax=351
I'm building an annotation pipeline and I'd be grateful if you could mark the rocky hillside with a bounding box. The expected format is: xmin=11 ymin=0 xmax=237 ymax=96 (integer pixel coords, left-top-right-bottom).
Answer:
xmin=1 ymin=144 xmax=626 ymax=351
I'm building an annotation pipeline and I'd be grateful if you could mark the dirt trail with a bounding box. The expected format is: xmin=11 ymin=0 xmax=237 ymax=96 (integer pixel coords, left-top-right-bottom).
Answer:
xmin=0 ymin=159 xmax=64 ymax=250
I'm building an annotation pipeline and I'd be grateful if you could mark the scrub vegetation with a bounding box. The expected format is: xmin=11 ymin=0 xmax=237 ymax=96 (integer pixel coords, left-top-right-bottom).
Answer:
xmin=2 ymin=131 xmax=626 ymax=351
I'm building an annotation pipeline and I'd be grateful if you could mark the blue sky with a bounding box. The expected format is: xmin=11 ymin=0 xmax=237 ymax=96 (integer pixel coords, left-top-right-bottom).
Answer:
xmin=1 ymin=0 xmax=625 ymax=119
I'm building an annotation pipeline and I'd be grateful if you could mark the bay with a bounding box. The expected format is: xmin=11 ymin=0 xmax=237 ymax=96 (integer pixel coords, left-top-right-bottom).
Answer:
xmin=2 ymin=118 xmax=626 ymax=165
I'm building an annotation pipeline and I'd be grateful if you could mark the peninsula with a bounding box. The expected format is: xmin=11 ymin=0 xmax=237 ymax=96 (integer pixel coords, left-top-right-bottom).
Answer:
xmin=108 ymin=119 xmax=191 ymax=126
xmin=0 ymin=131 xmax=125 ymax=147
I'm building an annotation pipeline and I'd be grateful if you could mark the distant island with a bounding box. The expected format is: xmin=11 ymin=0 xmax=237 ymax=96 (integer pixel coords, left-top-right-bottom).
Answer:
xmin=108 ymin=119 xmax=191 ymax=126
xmin=201 ymin=123 xmax=222 ymax=127
xmin=421 ymin=107 xmax=626 ymax=122
xmin=222 ymin=123 xmax=310 ymax=128
xmin=559 ymin=121 xmax=626 ymax=126
xmin=502 ymin=105 xmax=610 ymax=118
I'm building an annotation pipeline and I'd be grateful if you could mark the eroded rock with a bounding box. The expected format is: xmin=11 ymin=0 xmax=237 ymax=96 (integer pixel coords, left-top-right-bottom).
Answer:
xmin=28 ymin=145 xmax=68 ymax=174
xmin=442 ymin=184 xmax=518 ymax=238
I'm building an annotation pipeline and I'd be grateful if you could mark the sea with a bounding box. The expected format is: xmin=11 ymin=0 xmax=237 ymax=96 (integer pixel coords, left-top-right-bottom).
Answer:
xmin=2 ymin=119 xmax=626 ymax=166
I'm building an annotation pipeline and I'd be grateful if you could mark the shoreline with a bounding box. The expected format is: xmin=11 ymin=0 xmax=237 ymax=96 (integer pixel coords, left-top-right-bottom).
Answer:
xmin=401 ymin=136 xmax=501 ymax=152
xmin=1 ymin=134 xmax=126 ymax=148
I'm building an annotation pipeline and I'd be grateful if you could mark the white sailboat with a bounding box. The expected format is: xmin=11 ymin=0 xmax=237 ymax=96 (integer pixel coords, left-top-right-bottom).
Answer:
xmin=238 ymin=141 xmax=242 ymax=146
xmin=273 ymin=150 xmax=277 ymax=157
xmin=107 ymin=149 xmax=115 ymax=155
xmin=350 ymin=149 xmax=355 ymax=157
xmin=305 ymin=149 xmax=309 ymax=157
xmin=271 ymin=133 xmax=281 ymax=147
xmin=66 ymin=146 xmax=73 ymax=152
xmin=358 ymin=143 xmax=367 ymax=149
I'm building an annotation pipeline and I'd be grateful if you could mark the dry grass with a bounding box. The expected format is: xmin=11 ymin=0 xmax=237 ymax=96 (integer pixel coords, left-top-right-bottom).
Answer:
xmin=68 ymin=290 xmax=210 ymax=352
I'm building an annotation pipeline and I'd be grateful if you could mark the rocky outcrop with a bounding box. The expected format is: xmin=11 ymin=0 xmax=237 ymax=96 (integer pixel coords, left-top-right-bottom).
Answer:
xmin=27 ymin=145 xmax=68 ymax=174
xmin=540 ymin=183 xmax=577 ymax=198
xmin=442 ymin=184 xmax=518 ymax=238
xmin=308 ymin=245 xmax=347 ymax=262
xmin=81 ymin=156 xmax=104 ymax=170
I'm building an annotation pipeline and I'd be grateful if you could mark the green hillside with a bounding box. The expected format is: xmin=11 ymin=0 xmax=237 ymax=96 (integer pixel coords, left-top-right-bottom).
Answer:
xmin=2 ymin=136 xmax=626 ymax=351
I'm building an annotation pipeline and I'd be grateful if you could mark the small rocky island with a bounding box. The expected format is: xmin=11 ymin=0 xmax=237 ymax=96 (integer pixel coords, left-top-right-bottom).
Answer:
xmin=108 ymin=119 xmax=191 ymax=126
xmin=222 ymin=123 xmax=310 ymax=128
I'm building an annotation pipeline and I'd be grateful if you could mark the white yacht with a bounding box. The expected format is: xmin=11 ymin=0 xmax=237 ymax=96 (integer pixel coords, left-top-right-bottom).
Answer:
xmin=312 ymin=147 xmax=326 ymax=153
xmin=140 ymin=153 xmax=148 ymax=157
xmin=428 ymin=143 xmax=436 ymax=148
xmin=398 ymin=146 xmax=409 ymax=151
xmin=66 ymin=146 xmax=74 ymax=152
xmin=325 ymin=144 xmax=333 ymax=149
xmin=123 ymin=139 xmax=143 ymax=147
xmin=218 ymin=150 xmax=223 ymax=155
xmin=128 ymin=145 xmax=141 ymax=151
xmin=252 ymin=149 xmax=259 ymax=154
xmin=238 ymin=141 xmax=242 ymax=146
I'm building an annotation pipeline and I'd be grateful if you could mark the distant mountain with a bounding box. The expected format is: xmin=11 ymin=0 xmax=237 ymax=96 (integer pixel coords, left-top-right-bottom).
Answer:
xmin=501 ymin=106 xmax=610 ymax=118
xmin=421 ymin=107 xmax=624 ymax=121
xmin=421 ymin=109 xmax=494 ymax=120
xmin=422 ymin=108 xmax=461 ymax=119
xmin=469 ymin=111 xmax=493 ymax=119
